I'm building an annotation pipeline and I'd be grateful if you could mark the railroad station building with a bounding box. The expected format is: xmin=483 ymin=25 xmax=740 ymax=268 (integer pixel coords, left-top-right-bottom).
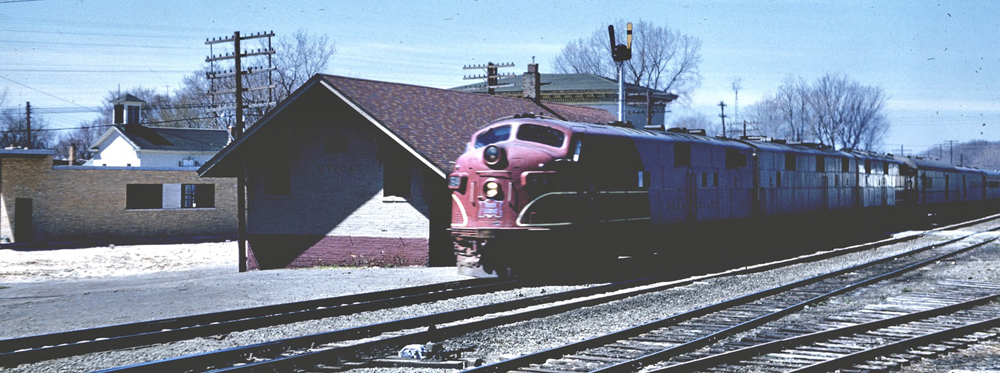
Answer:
xmin=0 ymin=95 xmax=237 ymax=247
xmin=198 ymin=73 xmax=614 ymax=269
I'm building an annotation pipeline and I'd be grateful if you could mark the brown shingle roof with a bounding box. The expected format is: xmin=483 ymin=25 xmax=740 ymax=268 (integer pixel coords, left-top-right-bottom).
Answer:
xmin=319 ymin=75 xmax=615 ymax=175
xmin=200 ymin=74 xmax=615 ymax=178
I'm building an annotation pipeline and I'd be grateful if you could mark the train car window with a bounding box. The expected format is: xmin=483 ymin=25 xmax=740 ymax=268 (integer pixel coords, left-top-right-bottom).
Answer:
xmin=785 ymin=154 xmax=796 ymax=171
xmin=883 ymin=162 xmax=890 ymax=175
xmin=776 ymin=171 xmax=782 ymax=188
xmin=474 ymin=125 xmax=511 ymax=148
xmin=989 ymin=181 xmax=1000 ymax=188
xmin=725 ymin=148 xmax=746 ymax=169
xmin=816 ymin=156 xmax=825 ymax=172
xmin=571 ymin=139 xmax=582 ymax=162
xmin=516 ymin=124 xmax=565 ymax=148
xmin=842 ymin=158 xmax=850 ymax=173
xmin=674 ymin=143 xmax=691 ymax=167
xmin=713 ymin=172 xmax=719 ymax=188
xmin=864 ymin=159 xmax=872 ymax=174
xmin=702 ymin=173 xmax=708 ymax=188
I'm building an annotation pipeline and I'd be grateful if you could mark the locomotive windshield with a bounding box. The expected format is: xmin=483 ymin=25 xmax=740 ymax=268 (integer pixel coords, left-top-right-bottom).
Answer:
xmin=516 ymin=124 xmax=566 ymax=148
xmin=474 ymin=125 xmax=511 ymax=148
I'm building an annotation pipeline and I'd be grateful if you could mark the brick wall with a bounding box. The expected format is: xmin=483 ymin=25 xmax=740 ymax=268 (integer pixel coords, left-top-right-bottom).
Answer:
xmin=1 ymin=154 xmax=237 ymax=245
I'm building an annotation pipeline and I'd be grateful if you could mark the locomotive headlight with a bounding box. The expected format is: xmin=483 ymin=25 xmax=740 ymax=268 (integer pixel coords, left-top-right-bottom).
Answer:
xmin=483 ymin=181 xmax=502 ymax=199
xmin=483 ymin=145 xmax=505 ymax=167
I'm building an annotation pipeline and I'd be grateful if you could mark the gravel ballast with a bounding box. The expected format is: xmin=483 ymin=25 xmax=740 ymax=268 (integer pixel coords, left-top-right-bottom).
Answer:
xmin=3 ymin=225 xmax=1000 ymax=372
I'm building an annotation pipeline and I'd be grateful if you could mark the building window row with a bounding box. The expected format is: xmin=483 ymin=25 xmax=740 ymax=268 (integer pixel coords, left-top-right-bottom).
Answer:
xmin=126 ymin=183 xmax=215 ymax=210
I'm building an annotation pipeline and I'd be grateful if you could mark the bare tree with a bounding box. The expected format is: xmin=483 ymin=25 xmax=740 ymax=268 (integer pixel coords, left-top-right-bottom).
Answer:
xmin=272 ymin=29 xmax=336 ymax=98
xmin=671 ymin=112 xmax=718 ymax=135
xmin=553 ymin=20 xmax=702 ymax=105
xmin=53 ymin=118 xmax=105 ymax=160
xmin=749 ymin=74 xmax=888 ymax=151
xmin=0 ymin=107 xmax=54 ymax=149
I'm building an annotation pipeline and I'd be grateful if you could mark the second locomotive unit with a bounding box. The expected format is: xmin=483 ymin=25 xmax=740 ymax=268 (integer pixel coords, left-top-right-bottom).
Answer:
xmin=449 ymin=115 xmax=1000 ymax=277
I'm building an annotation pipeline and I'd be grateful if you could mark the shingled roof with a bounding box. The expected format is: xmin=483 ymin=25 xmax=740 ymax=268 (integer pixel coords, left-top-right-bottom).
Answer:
xmin=93 ymin=125 xmax=230 ymax=152
xmin=200 ymin=74 xmax=615 ymax=178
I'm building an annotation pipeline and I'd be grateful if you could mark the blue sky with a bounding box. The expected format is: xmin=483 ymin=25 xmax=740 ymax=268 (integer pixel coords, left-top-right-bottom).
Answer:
xmin=1 ymin=0 xmax=997 ymax=154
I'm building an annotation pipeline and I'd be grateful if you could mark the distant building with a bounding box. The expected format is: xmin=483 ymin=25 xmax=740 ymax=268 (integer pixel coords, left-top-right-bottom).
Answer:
xmin=453 ymin=64 xmax=678 ymax=128
xmin=199 ymin=74 xmax=614 ymax=269
xmin=0 ymin=95 xmax=237 ymax=246
xmin=88 ymin=94 xmax=230 ymax=168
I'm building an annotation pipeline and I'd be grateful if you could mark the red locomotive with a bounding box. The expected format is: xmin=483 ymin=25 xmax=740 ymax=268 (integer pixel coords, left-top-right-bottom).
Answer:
xmin=449 ymin=115 xmax=1000 ymax=277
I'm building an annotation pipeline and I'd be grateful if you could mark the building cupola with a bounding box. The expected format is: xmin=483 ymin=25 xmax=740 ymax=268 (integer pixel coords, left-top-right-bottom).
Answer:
xmin=112 ymin=94 xmax=146 ymax=126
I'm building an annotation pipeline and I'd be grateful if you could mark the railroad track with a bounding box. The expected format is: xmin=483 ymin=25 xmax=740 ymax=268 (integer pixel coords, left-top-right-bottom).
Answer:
xmin=649 ymin=281 xmax=1000 ymax=372
xmin=466 ymin=230 xmax=1000 ymax=373
xmin=0 ymin=277 xmax=519 ymax=367
xmin=87 ymin=219 xmax=1000 ymax=372
xmin=8 ymin=214 xmax=999 ymax=372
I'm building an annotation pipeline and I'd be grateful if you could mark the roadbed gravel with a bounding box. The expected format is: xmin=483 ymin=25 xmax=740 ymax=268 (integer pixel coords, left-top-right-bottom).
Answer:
xmin=3 ymin=227 xmax=1000 ymax=372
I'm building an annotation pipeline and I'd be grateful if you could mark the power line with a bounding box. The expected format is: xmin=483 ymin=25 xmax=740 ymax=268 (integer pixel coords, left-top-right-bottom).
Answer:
xmin=0 ymin=75 xmax=93 ymax=109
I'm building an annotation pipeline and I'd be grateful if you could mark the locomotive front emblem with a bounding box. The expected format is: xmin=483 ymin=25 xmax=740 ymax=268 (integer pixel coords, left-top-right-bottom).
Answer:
xmin=478 ymin=199 xmax=503 ymax=219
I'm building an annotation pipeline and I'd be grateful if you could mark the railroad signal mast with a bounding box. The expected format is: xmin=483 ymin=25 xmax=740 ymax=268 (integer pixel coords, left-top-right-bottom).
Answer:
xmin=608 ymin=22 xmax=633 ymax=121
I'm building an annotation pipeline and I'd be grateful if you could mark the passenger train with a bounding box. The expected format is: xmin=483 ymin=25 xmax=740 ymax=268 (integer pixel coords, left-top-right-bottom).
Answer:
xmin=448 ymin=115 xmax=1000 ymax=277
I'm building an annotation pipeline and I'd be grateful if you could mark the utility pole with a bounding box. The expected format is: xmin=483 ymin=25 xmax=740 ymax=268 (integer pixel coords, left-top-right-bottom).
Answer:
xmin=206 ymin=31 xmax=276 ymax=273
xmin=463 ymin=62 xmax=515 ymax=95
xmin=718 ymin=101 xmax=728 ymax=138
xmin=25 ymin=101 xmax=31 ymax=149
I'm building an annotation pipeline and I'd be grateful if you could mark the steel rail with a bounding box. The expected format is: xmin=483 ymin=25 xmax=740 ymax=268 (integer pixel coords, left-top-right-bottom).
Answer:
xmin=0 ymin=278 xmax=517 ymax=367
xmin=589 ymin=235 xmax=999 ymax=373
xmin=464 ymin=229 xmax=999 ymax=373
xmin=649 ymin=293 xmax=1000 ymax=372
xmin=41 ymin=213 xmax=1000 ymax=372
xmin=197 ymin=231 xmax=997 ymax=373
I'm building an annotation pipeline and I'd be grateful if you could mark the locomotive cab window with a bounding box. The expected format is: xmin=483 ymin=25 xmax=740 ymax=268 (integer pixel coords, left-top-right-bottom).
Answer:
xmin=474 ymin=125 xmax=511 ymax=148
xmin=516 ymin=124 xmax=565 ymax=148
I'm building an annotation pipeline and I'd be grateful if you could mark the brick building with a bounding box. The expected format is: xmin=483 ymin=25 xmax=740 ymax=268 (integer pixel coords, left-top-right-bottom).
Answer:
xmin=199 ymin=73 xmax=614 ymax=269
xmin=0 ymin=149 xmax=237 ymax=245
xmin=0 ymin=94 xmax=237 ymax=246
xmin=453 ymin=67 xmax=678 ymax=128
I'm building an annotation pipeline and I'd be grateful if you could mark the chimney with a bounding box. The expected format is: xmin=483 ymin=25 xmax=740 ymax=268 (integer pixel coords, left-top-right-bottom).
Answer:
xmin=68 ymin=144 xmax=76 ymax=165
xmin=523 ymin=63 xmax=541 ymax=102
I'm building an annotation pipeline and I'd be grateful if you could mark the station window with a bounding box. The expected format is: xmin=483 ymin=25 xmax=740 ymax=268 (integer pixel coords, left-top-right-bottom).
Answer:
xmin=674 ymin=143 xmax=691 ymax=167
xmin=785 ymin=154 xmax=796 ymax=171
xmin=182 ymin=184 xmax=215 ymax=208
xmin=126 ymin=184 xmax=163 ymax=209
xmin=382 ymin=145 xmax=412 ymax=199
xmin=264 ymin=157 xmax=291 ymax=196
